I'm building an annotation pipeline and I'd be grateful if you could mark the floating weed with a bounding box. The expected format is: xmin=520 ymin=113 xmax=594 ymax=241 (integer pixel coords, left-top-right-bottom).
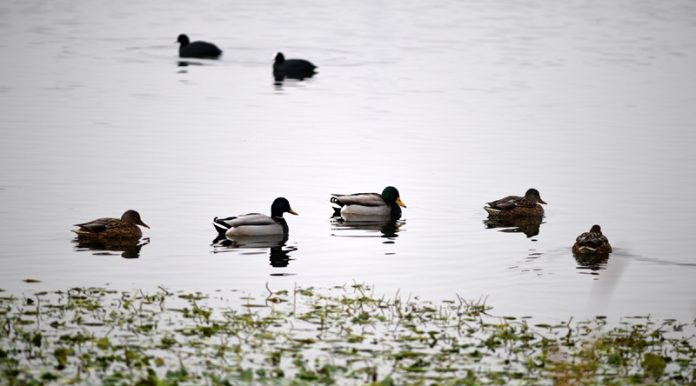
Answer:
xmin=0 ymin=285 xmax=694 ymax=385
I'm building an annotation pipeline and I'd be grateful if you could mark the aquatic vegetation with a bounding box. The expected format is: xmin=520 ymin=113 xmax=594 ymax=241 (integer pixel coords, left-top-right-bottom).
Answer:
xmin=0 ymin=285 xmax=694 ymax=385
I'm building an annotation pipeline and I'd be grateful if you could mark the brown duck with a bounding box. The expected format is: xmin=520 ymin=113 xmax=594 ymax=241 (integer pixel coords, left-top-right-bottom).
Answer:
xmin=484 ymin=188 xmax=547 ymax=218
xmin=73 ymin=210 xmax=149 ymax=240
xmin=572 ymin=224 xmax=612 ymax=256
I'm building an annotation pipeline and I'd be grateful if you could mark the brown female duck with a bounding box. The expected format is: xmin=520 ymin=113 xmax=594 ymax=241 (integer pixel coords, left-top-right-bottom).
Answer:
xmin=484 ymin=188 xmax=547 ymax=218
xmin=572 ymin=224 xmax=612 ymax=256
xmin=72 ymin=210 xmax=149 ymax=240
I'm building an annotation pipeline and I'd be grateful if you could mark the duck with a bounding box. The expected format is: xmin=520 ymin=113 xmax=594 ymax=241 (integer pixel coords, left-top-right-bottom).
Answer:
xmin=176 ymin=34 xmax=222 ymax=59
xmin=273 ymin=52 xmax=317 ymax=81
xmin=213 ymin=197 xmax=298 ymax=238
xmin=331 ymin=186 xmax=406 ymax=220
xmin=572 ymin=224 xmax=612 ymax=256
xmin=484 ymin=188 xmax=547 ymax=218
xmin=72 ymin=210 xmax=149 ymax=240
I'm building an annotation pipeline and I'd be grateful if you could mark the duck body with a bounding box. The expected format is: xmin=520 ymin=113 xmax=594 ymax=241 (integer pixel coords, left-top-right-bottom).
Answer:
xmin=273 ymin=52 xmax=317 ymax=81
xmin=572 ymin=224 xmax=612 ymax=256
xmin=177 ymin=34 xmax=222 ymax=59
xmin=331 ymin=186 xmax=406 ymax=221
xmin=73 ymin=210 xmax=149 ymax=240
xmin=215 ymin=213 xmax=288 ymax=237
xmin=484 ymin=188 xmax=546 ymax=219
xmin=213 ymin=197 xmax=297 ymax=238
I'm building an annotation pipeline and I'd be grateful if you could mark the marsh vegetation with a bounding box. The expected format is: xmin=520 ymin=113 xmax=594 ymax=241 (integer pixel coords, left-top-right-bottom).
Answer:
xmin=1 ymin=284 xmax=694 ymax=385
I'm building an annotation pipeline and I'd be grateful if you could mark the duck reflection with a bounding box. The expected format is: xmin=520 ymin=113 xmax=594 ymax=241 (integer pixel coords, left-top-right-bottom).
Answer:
xmin=73 ymin=237 xmax=150 ymax=259
xmin=573 ymin=253 xmax=610 ymax=273
xmin=212 ymin=234 xmax=297 ymax=268
xmin=330 ymin=214 xmax=403 ymax=239
xmin=483 ymin=217 xmax=543 ymax=238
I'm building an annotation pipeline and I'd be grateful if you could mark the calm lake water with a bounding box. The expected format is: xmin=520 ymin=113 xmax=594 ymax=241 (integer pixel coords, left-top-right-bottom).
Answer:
xmin=1 ymin=0 xmax=695 ymax=321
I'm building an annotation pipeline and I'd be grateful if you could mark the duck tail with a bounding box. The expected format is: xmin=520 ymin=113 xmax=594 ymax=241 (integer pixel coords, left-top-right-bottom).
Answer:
xmin=483 ymin=206 xmax=499 ymax=216
xmin=212 ymin=217 xmax=231 ymax=236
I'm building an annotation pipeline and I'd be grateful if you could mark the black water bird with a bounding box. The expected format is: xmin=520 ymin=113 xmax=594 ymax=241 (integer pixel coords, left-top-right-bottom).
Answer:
xmin=273 ymin=52 xmax=317 ymax=81
xmin=176 ymin=34 xmax=222 ymax=59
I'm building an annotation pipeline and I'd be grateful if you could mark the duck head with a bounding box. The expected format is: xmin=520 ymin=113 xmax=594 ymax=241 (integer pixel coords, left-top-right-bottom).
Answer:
xmin=382 ymin=186 xmax=406 ymax=208
xmin=176 ymin=34 xmax=190 ymax=46
xmin=525 ymin=188 xmax=547 ymax=204
xmin=271 ymin=197 xmax=298 ymax=217
xmin=121 ymin=210 xmax=150 ymax=228
xmin=589 ymin=224 xmax=602 ymax=234
xmin=274 ymin=52 xmax=285 ymax=64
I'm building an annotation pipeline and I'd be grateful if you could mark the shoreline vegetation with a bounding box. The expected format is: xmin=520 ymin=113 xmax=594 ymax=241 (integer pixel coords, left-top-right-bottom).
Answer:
xmin=1 ymin=284 xmax=694 ymax=385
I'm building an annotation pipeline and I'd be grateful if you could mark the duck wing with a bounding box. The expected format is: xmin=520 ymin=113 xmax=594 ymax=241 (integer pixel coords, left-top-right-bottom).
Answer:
xmin=331 ymin=193 xmax=385 ymax=207
xmin=487 ymin=195 xmax=523 ymax=210
xmin=213 ymin=213 xmax=277 ymax=231
xmin=74 ymin=217 xmax=119 ymax=233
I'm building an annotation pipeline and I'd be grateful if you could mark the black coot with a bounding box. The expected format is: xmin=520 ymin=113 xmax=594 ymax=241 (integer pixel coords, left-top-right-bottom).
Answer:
xmin=273 ymin=52 xmax=317 ymax=81
xmin=177 ymin=34 xmax=222 ymax=59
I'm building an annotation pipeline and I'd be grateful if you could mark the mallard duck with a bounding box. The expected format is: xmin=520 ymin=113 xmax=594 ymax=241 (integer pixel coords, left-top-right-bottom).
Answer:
xmin=484 ymin=188 xmax=547 ymax=218
xmin=213 ymin=197 xmax=298 ymax=238
xmin=331 ymin=186 xmax=406 ymax=220
xmin=273 ymin=52 xmax=317 ymax=81
xmin=72 ymin=210 xmax=149 ymax=240
xmin=176 ymin=34 xmax=222 ymax=59
xmin=572 ymin=224 xmax=612 ymax=256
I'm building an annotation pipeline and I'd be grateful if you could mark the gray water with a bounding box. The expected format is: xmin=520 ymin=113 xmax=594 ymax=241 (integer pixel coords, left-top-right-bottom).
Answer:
xmin=1 ymin=0 xmax=695 ymax=321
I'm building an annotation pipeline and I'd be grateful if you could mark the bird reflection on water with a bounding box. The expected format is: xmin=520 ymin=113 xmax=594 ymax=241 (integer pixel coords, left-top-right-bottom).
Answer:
xmin=211 ymin=235 xmax=297 ymax=268
xmin=73 ymin=238 xmax=150 ymax=259
xmin=330 ymin=214 xmax=404 ymax=239
xmin=574 ymin=253 xmax=610 ymax=274
xmin=483 ymin=217 xmax=543 ymax=238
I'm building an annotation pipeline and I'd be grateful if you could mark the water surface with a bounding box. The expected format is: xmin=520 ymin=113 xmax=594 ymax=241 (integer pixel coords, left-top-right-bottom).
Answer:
xmin=1 ymin=0 xmax=695 ymax=321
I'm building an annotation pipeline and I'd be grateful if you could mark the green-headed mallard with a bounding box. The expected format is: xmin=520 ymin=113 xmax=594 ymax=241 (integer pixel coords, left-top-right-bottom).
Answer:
xmin=176 ymin=34 xmax=222 ymax=59
xmin=273 ymin=52 xmax=317 ymax=81
xmin=572 ymin=224 xmax=612 ymax=256
xmin=72 ymin=210 xmax=149 ymax=240
xmin=484 ymin=188 xmax=546 ymax=218
xmin=213 ymin=197 xmax=298 ymax=238
xmin=331 ymin=186 xmax=406 ymax=220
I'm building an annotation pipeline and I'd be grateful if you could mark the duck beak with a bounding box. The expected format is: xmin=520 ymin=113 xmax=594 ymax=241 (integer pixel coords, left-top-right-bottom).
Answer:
xmin=539 ymin=198 xmax=547 ymax=205
xmin=140 ymin=221 xmax=150 ymax=229
xmin=288 ymin=208 xmax=299 ymax=216
xmin=396 ymin=197 xmax=407 ymax=208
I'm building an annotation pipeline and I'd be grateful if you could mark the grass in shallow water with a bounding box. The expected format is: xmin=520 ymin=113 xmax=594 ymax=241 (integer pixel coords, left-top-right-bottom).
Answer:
xmin=0 ymin=284 xmax=694 ymax=385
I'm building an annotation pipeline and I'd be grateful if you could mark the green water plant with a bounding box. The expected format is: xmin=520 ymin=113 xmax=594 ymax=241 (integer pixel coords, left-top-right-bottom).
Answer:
xmin=0 ymin=285 xmax=694 ymax=385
